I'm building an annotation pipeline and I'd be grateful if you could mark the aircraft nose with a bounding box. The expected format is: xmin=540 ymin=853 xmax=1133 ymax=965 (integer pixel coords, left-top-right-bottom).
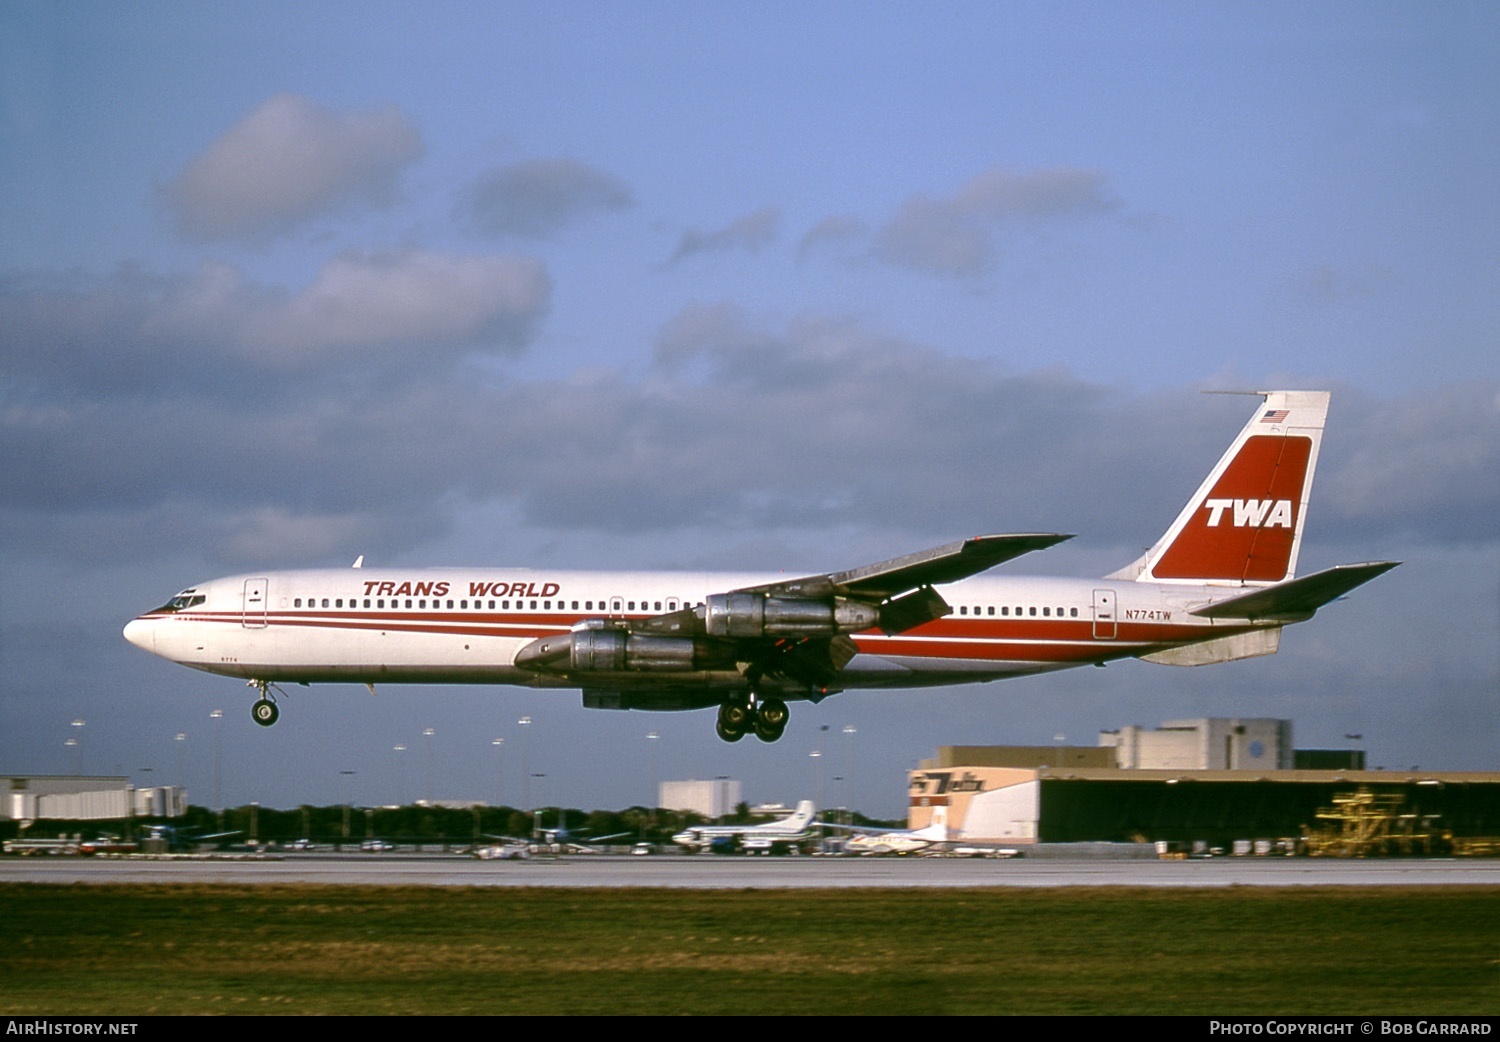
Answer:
xmin=123 ymin=617 xmax=155 ymax=654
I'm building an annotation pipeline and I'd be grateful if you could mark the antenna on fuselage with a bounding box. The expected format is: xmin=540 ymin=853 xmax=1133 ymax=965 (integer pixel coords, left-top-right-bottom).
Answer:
xmin=352 ymin=555 xmax=364 ymax=568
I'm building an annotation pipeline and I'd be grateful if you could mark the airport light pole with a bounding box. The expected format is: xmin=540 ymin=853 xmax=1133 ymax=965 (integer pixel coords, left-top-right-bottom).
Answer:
xmin=816 ymin=740 xmax=828 ymax=833
xmin=393 ymin=744 xmax=407 ymax=806
xmin=210 ymin=709 xmax=223 ymax=825
xmin=842 ymin=724 xmax=857 ymax=826
xmin=529 ymin=773 xmax=546 ymax=838
xmin=174 ymin=732 xmax=187 ymax=790
xmin=70 ymin=718 xmax=85 ymax=773
xmin=491 ymin=737 xmax=505 ymax=808
xmin=518 ymin=716 xmax=533 ymax=811
xmin=341 ymin=770 xmax=356 ymax=843
xmin=646 ymin=730 xmax=659 ymax=827
xmin=422 ymin=727 xmax=436 ymax=804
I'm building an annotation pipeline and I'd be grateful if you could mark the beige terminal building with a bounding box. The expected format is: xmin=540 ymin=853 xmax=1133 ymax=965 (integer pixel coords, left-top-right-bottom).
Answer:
xmin=905 ymin=718 xmax=1498 ymax=850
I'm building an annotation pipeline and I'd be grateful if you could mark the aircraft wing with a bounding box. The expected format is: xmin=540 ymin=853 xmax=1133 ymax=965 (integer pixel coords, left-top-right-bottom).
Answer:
xmin=627 ymin=533 xmax=1070 ymax=643
xmin=741 ymin=533 xmax=1072 ymax=600
xmin=518 ymin=534 xmax=1071 ymax=691
xmin=1191 ymin=561 xmax=1400 ymax=622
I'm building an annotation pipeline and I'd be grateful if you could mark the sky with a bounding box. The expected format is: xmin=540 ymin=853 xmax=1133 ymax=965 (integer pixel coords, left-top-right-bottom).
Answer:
xmin=2 ymin=2 xmax=1496 ymax=819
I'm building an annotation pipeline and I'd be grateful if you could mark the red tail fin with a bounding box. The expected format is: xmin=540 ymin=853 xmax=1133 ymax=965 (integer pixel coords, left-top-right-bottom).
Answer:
xmin=1112 ymin=391 xmax=1329 ymax=586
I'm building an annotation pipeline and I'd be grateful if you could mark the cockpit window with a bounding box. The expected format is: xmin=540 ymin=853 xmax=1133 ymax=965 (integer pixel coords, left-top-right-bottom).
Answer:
xmin=154 ymin=592 xmax=206 ymax=613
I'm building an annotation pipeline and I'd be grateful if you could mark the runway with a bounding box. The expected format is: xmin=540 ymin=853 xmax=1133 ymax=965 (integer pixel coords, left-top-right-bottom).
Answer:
xmin=3 ymin=852 xmax=1496 ymax=888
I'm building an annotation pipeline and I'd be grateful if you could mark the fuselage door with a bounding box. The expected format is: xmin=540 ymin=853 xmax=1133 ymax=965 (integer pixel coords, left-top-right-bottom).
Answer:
xmin=1092 ymin=588 xmax=1117 ymax=639
xmin=243 ymin=578 xmax=269 ymax=629
xmin=609 ymin=596 xmax=624 ymax=618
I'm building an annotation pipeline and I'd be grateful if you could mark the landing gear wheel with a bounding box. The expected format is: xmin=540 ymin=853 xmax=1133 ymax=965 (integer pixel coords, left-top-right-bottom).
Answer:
xmin=756 ymin=699 xmax=788 ymax=728
xmin=251 ymin=698 xmax=280 ymax=727
xmin=716 ymin=702 xmax=749 ymax=743
xmin=752 ymin=699 xmax=788 ymax=742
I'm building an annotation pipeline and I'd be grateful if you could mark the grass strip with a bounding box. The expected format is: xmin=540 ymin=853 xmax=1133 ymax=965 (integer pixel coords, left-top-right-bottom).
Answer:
xmin=2 ymin=884 xmax=1496 ymax=1015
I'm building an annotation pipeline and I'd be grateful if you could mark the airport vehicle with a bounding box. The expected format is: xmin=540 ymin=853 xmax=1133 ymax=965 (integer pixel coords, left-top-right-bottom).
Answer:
xmin=671 ymin=801 xmax=819 ymax=855
xmin=474 ymin=841 xmax=530 ymax=861
xmin=124 ymin=391 xmax=1396 ymax=744
xmin=3 ymin=837 xmax=82 ymax=856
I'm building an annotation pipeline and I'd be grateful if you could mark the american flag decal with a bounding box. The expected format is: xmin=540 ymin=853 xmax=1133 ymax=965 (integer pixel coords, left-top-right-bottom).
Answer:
xmin=1260 ymin=409 xmax=1290 ymax=423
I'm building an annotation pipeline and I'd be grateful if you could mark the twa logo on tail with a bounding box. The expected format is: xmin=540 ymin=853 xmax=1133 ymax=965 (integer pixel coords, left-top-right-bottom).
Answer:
xmin=1118 ymin=390 xmax=1327 ymax=585
xmin=1202 ymin=499 xmax=1295 ymax=528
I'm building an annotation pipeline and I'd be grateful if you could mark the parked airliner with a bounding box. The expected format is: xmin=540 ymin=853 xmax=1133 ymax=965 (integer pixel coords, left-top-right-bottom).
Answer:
xmin=124 ymin=391 xmax=1397 ymax=744
xmin=672 ymin=801 xmax=819 ymax=854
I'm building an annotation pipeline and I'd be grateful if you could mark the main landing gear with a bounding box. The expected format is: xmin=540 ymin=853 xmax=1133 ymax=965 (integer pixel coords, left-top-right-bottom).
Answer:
xmin=247 ymin=679 xmax=285 ymax=727
xmin=715 ymin=697 xmax=789 ymax=744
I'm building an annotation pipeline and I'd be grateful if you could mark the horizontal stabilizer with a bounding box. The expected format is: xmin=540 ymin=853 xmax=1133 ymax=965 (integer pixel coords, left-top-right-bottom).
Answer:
xmin=1191 ymin=561 xmax=1400 ymax=621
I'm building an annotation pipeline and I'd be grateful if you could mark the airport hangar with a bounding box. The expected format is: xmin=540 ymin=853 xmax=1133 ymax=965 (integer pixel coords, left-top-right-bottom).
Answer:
xmin=904 ymin=719 xmax=1500 ymax=852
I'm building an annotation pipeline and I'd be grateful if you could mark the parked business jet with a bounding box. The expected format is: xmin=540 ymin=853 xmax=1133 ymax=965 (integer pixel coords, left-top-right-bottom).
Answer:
xmin=842 ymin=806 xmax=953 ymax=856
xmin=124 ymin=391 xmax=1396 ymax=744
xmin=840 ymin=808 xmax=1018 ymax=858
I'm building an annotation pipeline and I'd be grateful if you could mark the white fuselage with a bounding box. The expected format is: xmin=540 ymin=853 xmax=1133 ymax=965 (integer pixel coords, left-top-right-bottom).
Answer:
xmin=123 ymin=565 xmax=1264 ymax=695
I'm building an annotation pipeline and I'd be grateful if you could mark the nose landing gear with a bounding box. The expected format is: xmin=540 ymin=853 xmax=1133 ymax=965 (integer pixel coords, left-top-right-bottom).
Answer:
xmin=247 ymin=679 xmax=286 ymax=727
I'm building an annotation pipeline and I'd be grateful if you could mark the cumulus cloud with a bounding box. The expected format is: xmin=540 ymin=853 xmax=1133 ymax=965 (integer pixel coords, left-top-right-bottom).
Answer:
xmin=5 ymin=284 xmax=1495 ymax=573
xmin=164 ymin=94 xmax=423 ymax=239
xmin=460 ymin=158 xmax=633 ymax=238
xmin=251 ymin=251 xmax=550 ymax=360
xmin=797 ymin=214 xmax=869 ymax=260
xmin=666 ymin=207 xmax=779 ymax=265
xmin=1320 ymin=383 xmax=1500 ymax=544
xmin=0 ymin=251 xmax=551 ymax=394
xmin=873 ymin=167 xmax=1119 ymax=276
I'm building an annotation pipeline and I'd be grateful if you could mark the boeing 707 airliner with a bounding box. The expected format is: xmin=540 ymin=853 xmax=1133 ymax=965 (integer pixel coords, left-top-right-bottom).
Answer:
xmin=124 ymin=390 xmax=1397 ymax=744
